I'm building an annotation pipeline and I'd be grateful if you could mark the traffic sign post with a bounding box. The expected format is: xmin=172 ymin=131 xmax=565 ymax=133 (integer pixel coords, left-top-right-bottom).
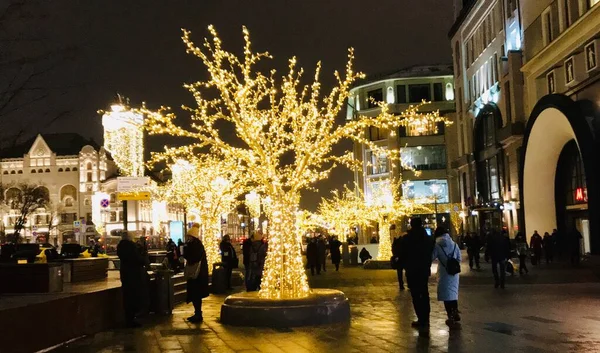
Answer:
xmin=117 ymin=177 xmax=150 ymax=192
xmin=100 ymin=199 xmax=110 ymax=208
xmin=117 ymin=191 xmax=151 ymax=201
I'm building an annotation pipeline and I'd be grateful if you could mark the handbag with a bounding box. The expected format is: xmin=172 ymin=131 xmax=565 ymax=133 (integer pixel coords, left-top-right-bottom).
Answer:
xmin=184 ymin=261 xmax=202 ymax=280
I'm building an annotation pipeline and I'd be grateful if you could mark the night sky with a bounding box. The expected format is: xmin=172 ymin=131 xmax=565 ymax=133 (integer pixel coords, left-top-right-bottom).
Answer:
xmin=2 ymin=0 xmax=454 ymax=210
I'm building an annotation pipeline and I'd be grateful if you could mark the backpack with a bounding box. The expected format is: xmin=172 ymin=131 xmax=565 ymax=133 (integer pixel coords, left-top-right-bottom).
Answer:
xmin=439 ymin=243 xmax=461 ymax=275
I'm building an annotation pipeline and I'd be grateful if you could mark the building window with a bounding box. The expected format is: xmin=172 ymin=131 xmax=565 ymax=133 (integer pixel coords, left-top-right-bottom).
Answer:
xmin=567 ymin=151 xmax=587 ymax=205
xmin=367 ymin=89 xmax=383 ymax=108
xmin=505 ymin=154 xmax=512 ymax=193
xmin=488 ymin=156 xmax=500 ymax=200
xmin=110 ymin=211 xmax=117 ymax=222
xmin=110 ymin=193 xmax=117 ymax=203
xmin=84 ymin=199 xmax=91 ymax=206
xmin=31 ymin=169 xmax=36 ymax=173
xmin=400 ymin=146 xmax=447 ymax=171
xmin=60 ymin=184 xmax=77 ymax=202
xmin=45 ymin=169 xmax=50 ymax=173
xmin=87 ymin=172 xmax=92 ymax=182
xmin=368 ymin=126 xmax=385 ymax=141
xmin=585 ymin=42 xmax=597 ymax=71
xmin=408 ymin=84 xmax=431 ymax=103
xmin=58 ymin=168 xmax=63 ymax=172
xmin=73 ymin=167 xmax=78 ymax=171
xmin=402 ymin=179 xmax=449 ymax=203
xmin=64 ymin=197 xmax=74 ymax=207
xmin=86 ymin=162 xmax=92 ymax=170
xmin=433 ymin=83 xmax=444 ymax=102
xmin=2 ymin=171 xmax=7 ymax=175
xmin=365 ymin=150 xmax=389 ymax=175
xmin=504 ymin=81 xmax=512 ymax=124
xmin=17 ymin=170 xmax=22 ymax=174
xmin=396 ymin=85 xmax=407 ymax=103
xmin=86 ymin=213 xmax=92 ymax=223
xmin=60 ymin=213 xmax=77 ymax=224
xmin=65 ymin=168 xmax=70 ymax=172
xmin=37 ymin=169 xmax=43 ymax=173
xmin=543 ymin=9 xmax=554 ymax=45
xmin=462 ymin=172 xmax=468 ymax=202
xmin=547 ymin=71 xmax=556 ymax=93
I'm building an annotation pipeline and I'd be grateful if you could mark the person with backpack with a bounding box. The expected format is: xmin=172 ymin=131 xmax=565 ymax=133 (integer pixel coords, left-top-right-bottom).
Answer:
xmin=431 ymin=227 xmax=461 ymax=327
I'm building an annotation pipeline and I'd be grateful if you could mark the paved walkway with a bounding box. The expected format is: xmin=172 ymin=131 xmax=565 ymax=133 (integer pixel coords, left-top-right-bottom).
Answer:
xmin=52 ymin=258 xmax=600 ymax=353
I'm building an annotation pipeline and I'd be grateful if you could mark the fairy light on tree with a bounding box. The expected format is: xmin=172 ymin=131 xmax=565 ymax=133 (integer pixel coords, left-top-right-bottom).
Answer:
xmin=318 ymin=186 xmax=369 ymax=242
xmin=100 ymin=99 xmax=144 ymax=177
xmin=140 ymin=26 xmax=448 ymax=299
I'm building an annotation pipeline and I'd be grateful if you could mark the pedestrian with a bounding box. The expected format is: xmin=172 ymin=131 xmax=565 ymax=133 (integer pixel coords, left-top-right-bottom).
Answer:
xmin=220 ymin=234 xmax=237 ymax=290
xmin=117 ymin=231 xmax=146 ymax=328
xmin=485 ymin=230 xmax=511 ymax=288
xmin=552 ymin=229 xmax=563 ymax=261
xmin=306 ymin=237 xmax=320 ymax=275
xmin=465 ymin=232 xmax=481 ymax=270
xmin=183 ymin=223 xmax=209 ymax=323
xmin=370 ymin=235 xmax=378 ymax=244
xmin=543 ymin=232 xmax=554 ymax=264
xmin=242 ymin=233 xmax=254 ymax=290
xmin=570 ymin=226 xmax=583 ymax=266
xmin=391 ymin=233 xmax=406 ymax=290
xmin=401 ymin=218 xmax=434 ymax=328
xmin=431 ymin=227 xmax=461 ymax=327
xmin=359 ymin=247 xmax=372 ymax=263
xmin=530 ymin=231 xmax=543 ymax=265
xmin=247 ymin=235 xmax=267 ymax=291
xmin=317 ymin=235 xmax=328 ymax=272
xmin=166 ymin=239 xmax=179 ymax=272
xmin=515 ymin=232 xmax=529 ymax=275
xmin=329 ymin=236 xmax=342 ymax=272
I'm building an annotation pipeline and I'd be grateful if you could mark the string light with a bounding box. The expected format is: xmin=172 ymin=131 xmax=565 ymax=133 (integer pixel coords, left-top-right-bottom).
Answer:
xmin=100 ymin=103 xmax=144 ymax=177
xmin=139 ymin=26 xmax=449 ymax=299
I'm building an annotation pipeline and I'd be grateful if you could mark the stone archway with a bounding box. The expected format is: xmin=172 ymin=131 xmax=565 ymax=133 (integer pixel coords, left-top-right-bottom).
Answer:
xmin=520 ymin=94 xmax=599 ymax=252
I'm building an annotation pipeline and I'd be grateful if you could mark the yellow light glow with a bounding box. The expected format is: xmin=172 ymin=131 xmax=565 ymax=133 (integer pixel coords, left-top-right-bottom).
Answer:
xmin=100 ymin=104 xmax=144 ymax=177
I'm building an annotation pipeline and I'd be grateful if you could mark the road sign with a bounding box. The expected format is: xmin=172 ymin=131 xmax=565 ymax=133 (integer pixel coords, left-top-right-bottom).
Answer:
xmin=100 ymin=199 xmax=110 ymax=208
xmin=117 ymin=177 xmax=150 ymax=192
xmin=73 ymin=220 xmax=81 ymax=227
xmin=117 ymin=191 xmax=151 ymax=201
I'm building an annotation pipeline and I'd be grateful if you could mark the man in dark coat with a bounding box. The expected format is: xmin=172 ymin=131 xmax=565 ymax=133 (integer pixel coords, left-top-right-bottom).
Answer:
xmin=242 ymin=233 xmax=254 ymax=289
xmin=543 ymin=232 xmax=554 ymax=264
xmin=183 ymin=224 xmax=209 ymax=323
xmin=220 ymin=234 xmax=237 ymax=290
xmin=465 ymin=232 xmax=481 ymax=270
xmin=486 ymin=230 xmax=511 ymax=288
xmin=329 ymin=236 xmax=342 ymax=272
xmin=391 ymin=233 xmax=406 ymax=290
xmin=401 ymin=218 xmax=434 ymax=328
xmin=530 ymin=231 xmax=543 ymax=265
xmin=317 ymin=235 xmax=328 ymax=272
xmin=306 ymin=237 xmax=320 ymax=275
xmin=570 ymin=227 xmax=583 ymax=266
xmin=117 ymin=231 xmax=147 ymax=328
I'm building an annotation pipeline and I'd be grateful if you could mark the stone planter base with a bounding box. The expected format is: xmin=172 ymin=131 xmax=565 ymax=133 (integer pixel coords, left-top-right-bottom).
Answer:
xmin=220 ymin=289 xmax=350 ymax=327
xmin=363 ymin=259 xmax=392 ymax=270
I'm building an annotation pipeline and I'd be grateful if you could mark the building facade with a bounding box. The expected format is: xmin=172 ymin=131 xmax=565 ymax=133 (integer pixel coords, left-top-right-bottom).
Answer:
xmin=450 ymin=0 xmax=525 ymax=239
xmin=519 ymin=0 xmax=600 ymax=253
xmin=348 ymin=65 xmax=459 ymax=242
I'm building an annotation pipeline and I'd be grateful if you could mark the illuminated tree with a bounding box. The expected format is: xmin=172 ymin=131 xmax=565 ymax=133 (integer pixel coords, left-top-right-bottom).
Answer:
xmin=141 ymin=26 xmax=447 ymax=299
xmin=318 ymin=186 xmax=369 ymax=242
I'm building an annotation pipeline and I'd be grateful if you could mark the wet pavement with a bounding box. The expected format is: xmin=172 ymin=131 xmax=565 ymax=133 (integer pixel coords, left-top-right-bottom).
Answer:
xmin=52 ymin=258 xmax=600 ymax=353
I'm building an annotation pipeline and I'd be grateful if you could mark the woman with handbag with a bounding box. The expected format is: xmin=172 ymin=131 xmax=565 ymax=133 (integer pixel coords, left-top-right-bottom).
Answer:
xmin=183 ymin=223 xmax=209 ymax=323
xmin=431 ymin=227 xmax=462 ymax=327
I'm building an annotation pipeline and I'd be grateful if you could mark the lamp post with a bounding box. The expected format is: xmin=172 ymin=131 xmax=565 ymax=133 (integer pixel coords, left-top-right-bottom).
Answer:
xmin=430 ymin=183 xmax=440 ymax=229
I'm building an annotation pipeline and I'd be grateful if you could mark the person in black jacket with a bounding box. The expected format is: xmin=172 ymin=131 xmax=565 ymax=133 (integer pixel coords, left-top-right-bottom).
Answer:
xmin=329 ymin=236 xmax=342 ymax=272
xmin=306 ymin=237 xmax=320 ymax=275
xmin=401 ymin=218 xmax=434 ymax=328
xmin=392 ymin=233 xmax=406 ymax=290
xmin=465 ymin=232 xmax=481 ymax=270
xmin=220 ymin=234 xmax=237 ymax=290
xmin=117 ymin=231 xmax=147 ymax=328
xmin=183 ymin=224 xmax=209 ymax=323
xmin=486 ymin=230 xmax=511 ymax=288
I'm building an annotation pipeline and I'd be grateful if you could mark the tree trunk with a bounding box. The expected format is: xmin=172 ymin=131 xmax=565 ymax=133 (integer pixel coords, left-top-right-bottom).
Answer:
xmin=377 ymin=217 xmax=392 ymax=260
xmin=202 ymin=216 xmax=221 ymax=275
xmin=259 ymin=194 xmax=310 ymax=299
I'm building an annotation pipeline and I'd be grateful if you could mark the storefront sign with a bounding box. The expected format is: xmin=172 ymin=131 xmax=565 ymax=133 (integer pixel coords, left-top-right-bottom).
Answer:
xmin=575 ymin=187 xmax=588 ymax=202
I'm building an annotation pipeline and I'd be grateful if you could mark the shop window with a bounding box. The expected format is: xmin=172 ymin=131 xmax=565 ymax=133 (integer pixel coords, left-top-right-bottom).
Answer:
xmin=400 ymin=146 xmax=447 ymax=171
xmin=367 ymin=89 xmax=383 ymax=108
xmin=408 ymin=84 xmax=431 ymax=103
xmin=402 ymin=179 xmax=449 ymax=203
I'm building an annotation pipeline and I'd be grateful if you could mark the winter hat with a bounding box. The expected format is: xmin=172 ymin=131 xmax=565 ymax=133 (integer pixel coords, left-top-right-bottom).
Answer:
xmin=187 ymin=223 xmax=200 ymax=238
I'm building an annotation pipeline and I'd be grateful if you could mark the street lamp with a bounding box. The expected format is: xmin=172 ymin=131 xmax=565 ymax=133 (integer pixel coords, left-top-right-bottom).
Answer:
xmin=430 ymin=183 xmax=440 ymax=229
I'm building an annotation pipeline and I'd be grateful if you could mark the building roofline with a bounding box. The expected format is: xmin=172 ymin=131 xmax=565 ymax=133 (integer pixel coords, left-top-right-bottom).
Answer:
xmin=448 ymin=0 xmax=478 ymax=38
xmin=351 ymin=64 xmax=454 ymax=90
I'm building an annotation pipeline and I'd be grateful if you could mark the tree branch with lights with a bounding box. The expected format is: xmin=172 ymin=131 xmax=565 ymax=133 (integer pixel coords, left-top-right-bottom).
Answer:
xmin=140 ymin=26 xmax=448 ymax=299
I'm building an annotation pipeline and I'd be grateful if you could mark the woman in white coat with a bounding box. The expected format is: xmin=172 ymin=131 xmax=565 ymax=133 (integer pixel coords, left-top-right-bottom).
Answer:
xmin=432 ymin=227 xmax=462 ymax=326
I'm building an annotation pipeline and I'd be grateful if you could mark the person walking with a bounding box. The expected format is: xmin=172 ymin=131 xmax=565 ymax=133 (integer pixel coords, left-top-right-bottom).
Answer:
xmin=220 ymin=234 xmax=237 ymax=290
xmin=242 ymin=233 xmax=254 ymax=290
xmin=183 ymin=224 xmax=209 ymax=323
xmin=306 ymin=237 xmax=320 ymax=275
xmin=166 ymin=239 xmax=179 ymax=272
xmin=486 ymin=230 xmax=510 ymax=288
xmin=552 ymin=229 xmax=563 ymax=261
xmin=515 ymin=232 xmax=529 ymax=275
xmin=432 ymin=227 xmax=461 ymax=327
xmin=391 ymin=233 xmax=406 ymax=290
xmin=530 ymin=231 xmax=543 ymax=266
xmin=317 ymin=235 xmax=328 ymax=272
xmin=117 ymin=231 xmax=147 ymax=328
xmin=543 ymin=232 xmax=554 ymax=264
xmin=570 ymin=226 xmax=583 ymax=266
xmin=247 ymin=236 xmax=268 ymax=291
xmin=329 ymin=236 xmax=342 ymax=272
xmin=465 ymin=232 xmax=481 ymax=270
xmin=401 ymin=218 xmax=434 ymax=328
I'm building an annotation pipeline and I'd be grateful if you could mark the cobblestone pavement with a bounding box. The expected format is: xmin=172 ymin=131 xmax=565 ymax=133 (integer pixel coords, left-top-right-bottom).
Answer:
xmin=53 ymin=258 xmax=600 ymax=353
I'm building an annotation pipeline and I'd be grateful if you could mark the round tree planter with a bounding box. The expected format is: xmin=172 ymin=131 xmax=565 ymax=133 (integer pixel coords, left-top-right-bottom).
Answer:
xmin=220 ymin=289 xmax=350 ymax=327
xmin=362 ymin=259 xmax=392 ymax=269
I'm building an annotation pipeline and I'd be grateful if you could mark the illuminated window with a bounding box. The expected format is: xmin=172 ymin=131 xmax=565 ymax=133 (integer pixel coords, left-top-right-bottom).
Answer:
xmin=402 ymin=179 xmax=449 ymax=203
xmin=400 ymin=146 xmax=447 ymax=171
xmin=368 ymin=127 xmax=385 ymax=141
xmin=365 ymin=150 xmax=389 ymax=175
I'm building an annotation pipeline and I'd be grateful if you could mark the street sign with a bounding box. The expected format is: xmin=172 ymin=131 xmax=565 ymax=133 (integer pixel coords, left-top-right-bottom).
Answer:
xmin=100 ymin=199 xmax=110 ymax=208
xmin=73 ymin=220 xmax=81 ymax=227
xmin=117 ymin=177 xmax=150 ymax=192
xmin=117 ymin=191 xmax=151 ymax=201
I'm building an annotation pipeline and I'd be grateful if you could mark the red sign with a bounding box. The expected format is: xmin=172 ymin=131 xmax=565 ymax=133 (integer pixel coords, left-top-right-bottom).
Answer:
xmin=575 ymin=187 xmax=588 ymax=202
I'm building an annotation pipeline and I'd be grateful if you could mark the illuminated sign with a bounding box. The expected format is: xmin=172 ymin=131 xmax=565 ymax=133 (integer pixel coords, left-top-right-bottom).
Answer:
xmin=575 ymin=187 xmax=588 ymax=202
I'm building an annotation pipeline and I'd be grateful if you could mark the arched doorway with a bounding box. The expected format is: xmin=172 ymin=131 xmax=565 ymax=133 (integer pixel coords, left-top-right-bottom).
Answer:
xmin=520 ymin=94 xmax=599 ymax=253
